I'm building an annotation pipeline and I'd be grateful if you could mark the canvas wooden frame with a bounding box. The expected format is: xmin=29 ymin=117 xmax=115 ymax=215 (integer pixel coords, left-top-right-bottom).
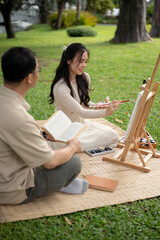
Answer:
xmin=103 ymin=54 xmax=160 ymax=172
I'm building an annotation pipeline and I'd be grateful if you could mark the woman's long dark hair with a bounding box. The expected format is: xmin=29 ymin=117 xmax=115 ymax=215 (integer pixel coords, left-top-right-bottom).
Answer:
xmin=49 ymin=43 xmax=90 ymax=106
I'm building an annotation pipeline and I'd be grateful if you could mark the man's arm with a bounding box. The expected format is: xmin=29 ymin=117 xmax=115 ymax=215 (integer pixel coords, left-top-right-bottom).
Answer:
xmin=43 ymin=138 xmax=81 ymax=169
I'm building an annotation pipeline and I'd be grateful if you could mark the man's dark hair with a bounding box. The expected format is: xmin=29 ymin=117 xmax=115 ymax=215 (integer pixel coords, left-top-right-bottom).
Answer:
xmin=1 ymin=47 xmax=36 ymax=84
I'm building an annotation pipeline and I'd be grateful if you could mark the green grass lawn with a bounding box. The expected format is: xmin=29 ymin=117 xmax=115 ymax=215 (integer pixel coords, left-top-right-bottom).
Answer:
xmin=0 ymin=24 xmax=160 ymax=239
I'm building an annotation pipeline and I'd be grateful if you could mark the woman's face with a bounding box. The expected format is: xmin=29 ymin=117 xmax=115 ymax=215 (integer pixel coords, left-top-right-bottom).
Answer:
xmin=67 ymin=51 xmax=88 ymax=77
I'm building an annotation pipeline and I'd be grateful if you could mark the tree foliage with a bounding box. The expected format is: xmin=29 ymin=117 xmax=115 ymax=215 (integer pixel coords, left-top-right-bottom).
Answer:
xmin=111 ymin=0 xmax=118 ymax=7
xmin=49 ymin=9 xmax=97 ymax=28
xmin=86 ymin=0 xmax=114 ymax=14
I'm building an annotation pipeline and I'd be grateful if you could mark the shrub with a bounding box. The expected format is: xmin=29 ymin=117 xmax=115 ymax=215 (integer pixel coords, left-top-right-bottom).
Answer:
xmin=93 ymin=13 xmax=107 ymax=24
xmin=93 ymin=13 xmax=118 ymax=24
xmin=63 ymin=10 xmax=77 ymax=28
xmin=49 ymin=10 xmax=97 ymax=29
xmin=49 ymin=11 xmax=58 ymax=28
xmin=78 ymin=11 xmax=97 ymax=27
xmin=67 ymin=26 xmax=97 ymax=37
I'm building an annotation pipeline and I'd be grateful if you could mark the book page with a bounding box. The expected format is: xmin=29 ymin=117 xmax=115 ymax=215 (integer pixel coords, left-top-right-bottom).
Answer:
xmin=43 ymin=110 xmax=71 ymax=140
xmin=57 ymin=122 xmax=84 ymax=142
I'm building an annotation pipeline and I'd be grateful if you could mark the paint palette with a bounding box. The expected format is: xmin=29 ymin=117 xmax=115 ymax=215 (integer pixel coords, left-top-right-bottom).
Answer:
xmin=85 ymin=147 xmax=115 ymax=157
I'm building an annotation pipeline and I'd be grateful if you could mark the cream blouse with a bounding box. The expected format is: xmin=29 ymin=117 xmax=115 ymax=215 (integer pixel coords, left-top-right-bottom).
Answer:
xmin=53 ymin=72 xmax=107 ymax=122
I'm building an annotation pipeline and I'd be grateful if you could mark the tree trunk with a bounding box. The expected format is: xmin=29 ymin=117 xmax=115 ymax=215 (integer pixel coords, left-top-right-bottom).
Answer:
xmin=150 ymin=0 xmax=160 ymax=37
xmin=93 ymin=0 xmax=96 ymax=12
xmin=0 ymin=0 xmax=15 ymax=38
xmin=85 ymin=0 xmax=91 ymax=11
xmin=81 ymin=0 xmax=86 ymax=11
xmin=39 ymin=0 xmax=49 ymax=24
xmin=112 ymin=0 xmax=152 ymax=43
xmin=55 ymin=0 xmax=65 ymax=29
xmin=76 ymin=0 xmax=81 ymax=21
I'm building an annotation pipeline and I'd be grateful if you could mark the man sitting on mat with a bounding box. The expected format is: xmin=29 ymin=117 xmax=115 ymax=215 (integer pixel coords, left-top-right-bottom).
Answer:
xmin=0 ymin=47 xmax=88 ymax=205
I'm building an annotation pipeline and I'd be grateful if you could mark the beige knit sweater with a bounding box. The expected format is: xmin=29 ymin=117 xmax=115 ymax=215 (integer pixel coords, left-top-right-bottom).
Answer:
xmin=53 ymin=72 xmax=107 ymax=123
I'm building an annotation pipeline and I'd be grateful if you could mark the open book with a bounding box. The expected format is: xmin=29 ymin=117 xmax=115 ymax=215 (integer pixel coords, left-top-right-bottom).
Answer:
xmin=41 ymin=110 xmax=86 ymax=143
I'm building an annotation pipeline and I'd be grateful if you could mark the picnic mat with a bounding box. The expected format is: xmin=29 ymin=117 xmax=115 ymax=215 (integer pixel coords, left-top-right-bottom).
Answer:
xmin=0 ymin=118 xmax=160 ymax=223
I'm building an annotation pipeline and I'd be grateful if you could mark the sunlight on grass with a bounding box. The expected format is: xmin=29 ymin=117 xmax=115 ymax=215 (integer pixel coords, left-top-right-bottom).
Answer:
xmin=0 ymin=24 xmax=160 ymax=239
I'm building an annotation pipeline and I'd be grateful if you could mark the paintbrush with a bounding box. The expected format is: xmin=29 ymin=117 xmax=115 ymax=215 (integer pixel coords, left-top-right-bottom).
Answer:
xmin=99 ymin=99 xmax=135 ymax=107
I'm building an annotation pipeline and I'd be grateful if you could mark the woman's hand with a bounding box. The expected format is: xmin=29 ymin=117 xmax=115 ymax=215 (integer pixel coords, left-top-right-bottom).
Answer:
xmin=105 ymin=100 xmax=121 ymax=116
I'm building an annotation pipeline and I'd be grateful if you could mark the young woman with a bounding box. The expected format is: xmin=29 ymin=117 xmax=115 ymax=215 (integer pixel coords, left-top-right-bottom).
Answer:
xmin=49 ymin=43 xmax=121 ymax=151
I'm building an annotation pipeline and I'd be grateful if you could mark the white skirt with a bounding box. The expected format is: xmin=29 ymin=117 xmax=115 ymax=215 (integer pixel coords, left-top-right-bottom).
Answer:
xmin=78 ymin=121 xmax=119 ymax=151
xmin=47 ymin=120 xmax=119 ymax=152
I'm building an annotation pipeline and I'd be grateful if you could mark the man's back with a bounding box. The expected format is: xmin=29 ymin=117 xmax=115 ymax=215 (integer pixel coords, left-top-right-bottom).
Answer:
xmin=0 ymin=85 xmax=35 ymax=204
xmin=0 ymin=86 xmax=54 ymax=204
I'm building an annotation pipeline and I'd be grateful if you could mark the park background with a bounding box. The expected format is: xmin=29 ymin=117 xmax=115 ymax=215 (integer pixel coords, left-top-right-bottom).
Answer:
xmin=0 ymin=0 xmax=160 ymax=239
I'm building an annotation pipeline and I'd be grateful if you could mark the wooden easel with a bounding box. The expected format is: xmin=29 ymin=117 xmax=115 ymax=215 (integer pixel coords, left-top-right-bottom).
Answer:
xmin=103 ymin=54 xmax=160 ymax=172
